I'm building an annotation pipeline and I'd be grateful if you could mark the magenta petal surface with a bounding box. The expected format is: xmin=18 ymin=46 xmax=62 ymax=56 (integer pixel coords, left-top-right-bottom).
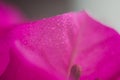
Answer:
xmin=0 ymin=36 xmax=9 ymax=76
xmin=0 ymin=2 xmax=25 ymax=77
xmin=8 ymin=12 xmax=78 ymax=79
xmin=2 ymin=11 xmax=120 ymax=80
xmin=0 ymin=48 xmax=60 ymax=80
xmin=74 ymin=12 xmax=120 ymax=80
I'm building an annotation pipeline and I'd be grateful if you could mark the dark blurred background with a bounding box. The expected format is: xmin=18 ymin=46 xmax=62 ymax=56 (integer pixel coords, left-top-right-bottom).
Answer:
xmin=4 ymin=0 xmax=79 ymax=19
xmin=4 ymin=0 xmax=120 ymax=32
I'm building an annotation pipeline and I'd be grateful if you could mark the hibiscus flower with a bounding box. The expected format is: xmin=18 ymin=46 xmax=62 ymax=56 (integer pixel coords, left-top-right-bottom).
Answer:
xmin=0 ymin=2 xmax=120 ymax=80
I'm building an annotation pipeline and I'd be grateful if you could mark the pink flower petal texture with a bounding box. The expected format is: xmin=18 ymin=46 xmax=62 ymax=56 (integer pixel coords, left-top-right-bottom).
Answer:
xmin=0 ymin=35 xmax=9 ymax=76
xmin=0 ymin=2 xmax=25 ymax=76
xmin=1 ymin=11 xmax=120 ymax=80
xmin=74 ymin=12 xmax=120 ymax=80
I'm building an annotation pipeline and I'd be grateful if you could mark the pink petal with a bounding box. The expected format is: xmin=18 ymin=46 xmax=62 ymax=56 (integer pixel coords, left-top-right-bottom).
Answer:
xmin=3 ymin=12 xmax=78 ymax=80
xmin=74 ymin=11 xmax=120 ymax=80
xmin=2 ymin=11 xmax=120 ymax=80
xmin=0 ymin=2 xmax=25 ymax=35
xmin=0 ymin=48 xmax=61 ymax=80
xmin=0 ymin=36 xmax=9 ymax=76
xmin=0 ymin=1 xmax=25 ymax=77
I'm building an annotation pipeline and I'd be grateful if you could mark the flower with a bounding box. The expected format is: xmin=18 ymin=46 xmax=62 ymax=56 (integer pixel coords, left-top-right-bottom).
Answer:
xmin=0 ymin=2 xmax=120 ymax=80
xmin=0 ymin=2 xmax=25 ymax=76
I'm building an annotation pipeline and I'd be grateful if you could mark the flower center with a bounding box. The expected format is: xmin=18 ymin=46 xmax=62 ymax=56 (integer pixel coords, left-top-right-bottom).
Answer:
xmin=69 ymin=64 xmax=81 ymax=80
